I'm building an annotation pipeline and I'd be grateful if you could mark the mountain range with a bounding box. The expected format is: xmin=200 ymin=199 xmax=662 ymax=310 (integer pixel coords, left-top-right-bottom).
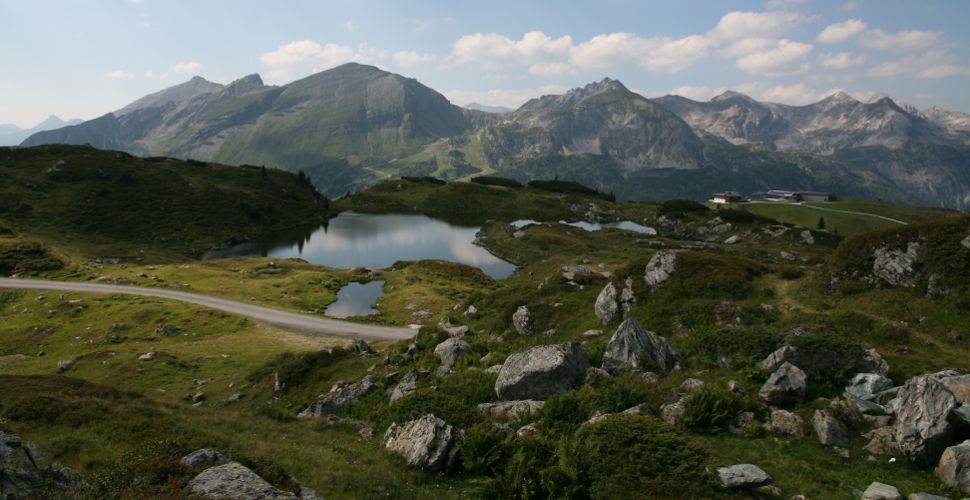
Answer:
xmin=0 ymin=115 xmax=83 ymax=146
xmin=19 ymin=63 xmax=970 ymax=208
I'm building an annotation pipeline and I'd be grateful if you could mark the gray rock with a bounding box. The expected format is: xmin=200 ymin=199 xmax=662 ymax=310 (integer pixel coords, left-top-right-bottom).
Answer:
xmin=864 ymin=426 xmax=899 ymax=456
xmin=585 ymin=366 xmax=611 ymax=384
xmin=594 ymin=282 xmax=619 ymax=325
xmin=0 ymin=430 xmax=45 ymax=499
xmin=382 ymin=414 xmax=461 ymax=472
xmin=908 ymin=493 xmax=951 ymax=500
xmin=716 ymin=464 xmax=772 ymax=490
xmin=478 ymin=400 xmax=545 ymax=420
xmin=952 ymin=405 xmax=970 ymax=428
xmin=769 ymin=409 xmax=805 ymax=437
xmin=800 ymin=230 xmax=815 ymax=245
xmin=619 ymin=278 xmax=636 ymax=316
xmin=299 ymin=375 xmax=378 ymax=417
xmin=759 ymin=362 xmax=807 ymax=406
xmin=179 ymin=448 xmax=228 ymax=469
xmin=660 ymin=400 xmax=684 ymax=426
xmin=728 ymin=380 xmax=748 ymax=396
xmin=561 ymin=264 xmax=592 ymax=282
xmin=485 ymin=364 xmax=503 ymax=375
xmin=513 ymin=230 xmax=526 ymax=239
xmin=390 ymin=369 xmax=421 ymax=403
xmin=872 ymin=242 xmax=922 ymax=287
xmin=512 ymin=306 xmax=531 ymax=335
xmin=728 ymin=412 xmax=757 ymax=436
xmin=601 ymin=318 xmax=680 ymax=375
xmin=680 ymin=378 xmax=706 ymax=392
xmin=936 ymin=440 xmax=970 ymax=493
xmin=857 ymin=348 xmax=891 ymax=376
xmin=940 ymin=374 xmax=970 ymax=404
xmin=138 ymin=351 xmax=156 ymax=361
xmin=644 ymin=250 xmax=678 ymax=288
xmin=894 ymin=374 xmax=957 ymax=466
xmin=812 ymin=410 xmax=849 ymax=447
xmin=516 ymin=425 xmax=540 ymax=439
xmin=846 ymin=373 xmax=895 ymax=401
xmin=352 ymin=339 xmax=374 ymax=355
xmin=56 ymin=360 xmax=73 ymax=373
xmin=761 ymin=345 xmax=797 ymax=375
xmin=861 ymin=481 xmax=903 ymax=500
xmin=723 ymin=235 xmax=742 ymax=245
xmin=434 ymin=338 xmax=469 ymax=371
xmin=495 ymin=343 xmax=590 ymax=400
xmin=437 ymin=319 xmax=469 ymax=338
xmin=622 ymin=403 xmax=652 ymax=416
xmin=582 ymin=329 xmax=603 ymax=337
xmin=155 ymin=324 xmax=180 ymax=336
xmin=185 ymin=461 xmax=296 ymax=499
xmin=962 ymin=234 xmax=970 ymax=249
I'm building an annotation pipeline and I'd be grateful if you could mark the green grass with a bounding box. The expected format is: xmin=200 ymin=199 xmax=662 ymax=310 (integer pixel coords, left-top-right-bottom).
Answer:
xmin=740 ymin=198 xmax=953 ymax=237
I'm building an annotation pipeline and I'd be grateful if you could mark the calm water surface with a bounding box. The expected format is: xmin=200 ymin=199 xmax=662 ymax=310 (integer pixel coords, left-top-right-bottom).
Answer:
xmin=325 ymin=281 xmax=384 ymax=318
xmin=512 ymin=219 xmax=656 ymax=234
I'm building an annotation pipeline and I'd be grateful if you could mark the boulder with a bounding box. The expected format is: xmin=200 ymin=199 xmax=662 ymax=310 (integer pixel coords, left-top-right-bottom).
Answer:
xmin=495 ymin=343 xmax=590 ymax=400
xmin=894 ymin=374 xmax=957 ymax=466
xmin=516 ymin=425 xmax=540 ymax=439
xmin=863 ymin=426 xmax=899 ymax=456
xmin=716 ymin=464 xmax=773 ymax=490
xmin=0 ymin=430 xmax=45 ymax=499
xmin=352 ymin=339 xmax=374 ymax=355
xmin=594 ymin=282 xmax=619 ymax=325
xmin=680 ymin=378 xmax=706 ymax=392
xmin=872 ymin=242 xmax=922 ymax=287
xmin=660 ymin=400 xmax=685 ymax=426
xmin=857 ymin=348 xmax=891 ymax=376
xmin=761 ymin=345 xmax=797 ymax=375
xmin=56 ymin=360 xmax=73 ymax=373
xmin=759 ymin=362 xmax=807 ymax=406
xmin=769 ymin=409 xmax=805 ymax=437
xmin=299 ymin=375 xmax=378 ymax=417
xmin=437 ymin=319 xmax=470 ymax=338
xmin=185 ymin=461 xmax=296 ymax=499
xmin=179 ymin=448 xmax=228 ymax=469
xmin=562 ymin=264 xmax=592 ymax=282
xmin=644 ymin=250 xmax=678 ymax=288
xmin=478 ymin=400 xmax=545 ymax=420
xmin=907 ymin=493 xmax=951 ymax=500
xmin=723 ymin=235 xmax=742 ymax=245
xmin=512 ymin=306 xmax=530 ymax=335
xmin=382 ymin=414 xmax=461 ymax=472
xmin=812 ymin=410 xmax=849 ymax=447
xmin=940 ymin=374 xmax=970 ymax=404
xmin=936 ymin=440 xmax=970 ymax=493
xmin=619 ymin=278 xmax=636 ymax=316
xmin=861 ymin=482 xmax=903 ymax=500
xmin=846 ymin=373 xmax=894 ymax=401
xmin=390 ymin=369 xmax=421 ymax=403
xmin=434 ymin=338 xmax=469 ymax=371
xmin=601 ymin=318 xmax=680 ymax=375
xmin=138 ymin=351 xmax=156 ymax=361
xmin=728 ymin=412 xmax=758 ymax=436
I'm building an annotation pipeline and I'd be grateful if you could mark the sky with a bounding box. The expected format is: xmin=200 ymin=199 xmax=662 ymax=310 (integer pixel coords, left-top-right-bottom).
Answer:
xmin=2 ymin=0 xmax=969 ymax=128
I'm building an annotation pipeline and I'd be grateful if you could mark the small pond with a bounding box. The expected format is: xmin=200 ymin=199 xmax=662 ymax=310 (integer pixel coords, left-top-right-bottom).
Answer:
xmin=325 ymin=280 xmax=384 ymax=318
xmin=206 ymin=211 xmax=516 ymax=279
xmin=511 ymin=219 xmax=656 ymax=235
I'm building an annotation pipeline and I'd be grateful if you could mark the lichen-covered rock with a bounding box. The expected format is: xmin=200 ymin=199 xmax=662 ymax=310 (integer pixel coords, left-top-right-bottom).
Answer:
xmin=894 ymin=374 xmax=957 ymax=466
xmin=185 ymin=462 xmax=296 ymax=500
xmin=594 ymin=282 xmax=619 ymax=325
xmin=561 ymin=264 xmax=592 ymax=282
xmin=856 ymin=348 xmax=891 ymax=376
xmin=382 ymin=414 xmax=461 ymax=472
xmin=861 ymin=481 xmax=903 ymax=500
xmin=644 ymin=250 xmax=678 ymax=288
xmin=495 ymin=343 xmax=590 ymax=400
xmin=759 ymin=362 xmax=806 ymax=406
xmin=1 ymin=430 xmax=44 ymax=499
xmin=863 ymin=426 xmax=899 ymax=456
xmin=478 ymin=400 xmax=545 ymax=419
xmin=179 ymin=448 xmax=228 ymax=469
xmin=769 ymin=409 xmax=805 ymax=437
xmin=846 ymin=373 xmax=894 ymax=401
xmin=299 ymin=375 xmax=378 ymax=417
xmin=389 ymin=369 xmax=421 ymax=403
xmin=601 ymin=318 xmax=680 ymax=375
xmin=352 ymin=338 xmax=374 ymax=355
xmin=761 ymin=345 xmax=797 ymax=375
xmin=434 ymin=338 xmax=469 ymax=371
xmin=717 ymin=464 xmax=772 ymax=490
xmin=936 ymin=440 xmax=970 ymax=493
xmin=511 ymin=306 xmax=530 ymax=335
xmin=940 ymin=374 xmax=970 ymax=404
xmin=437 ymin=319 xmax=469 ymax=338
xmin=812 ymin=410 xmax=849 ymax=447
xmin=872 ymin=242 xmax=922 ymax=287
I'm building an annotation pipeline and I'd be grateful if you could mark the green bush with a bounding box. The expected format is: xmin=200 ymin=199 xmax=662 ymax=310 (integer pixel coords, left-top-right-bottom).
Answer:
xmin=461 ymin=422 xmax=510 ymax=475
xmin=680 ymin=386 xmax=748 ymax=434
xmin=470 ymin=176 xmax=522 ymax=188
xmin=380 ymin=389 xmax=482 ymax=429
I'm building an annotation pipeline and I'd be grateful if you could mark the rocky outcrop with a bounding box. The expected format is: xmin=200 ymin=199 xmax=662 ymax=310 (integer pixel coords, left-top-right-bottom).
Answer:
xmin=179 ymin=448 xmax=228 ymax=469
xmin=299 ymin=375 xmax=378 ymax=417
xmin=761 ymin=344 xmax=889 ymax=379
xmin=759 ymin=362 xmax=806 ymax=406
xmin=1 ymin=429 xmax=79 ymax=499
xmin=857 ymin=348 xmax=891 ymax=376
xmin=861 ymin=482 xmax=903 ymax=500
xmin=936 ymin=440 xmax=970 ymax=493
xmin=512 ymin=306 xmax=531 ymax=335
xmin=382 ymin=414 xmax=461 ymax=473
xmin=812 ymin=410 xmax=849 ymax=447
xmin=390 ymin=369 xmax=421 ymax=403
xmin=716 ymin=464 xmax=772 ymax=490
xmin=352 ymin=339 xmax=374 ymax=355
xmin=644 ymin=251 xmax=678 ymax=288
xmin=601 ymin=318 xmax=679 ymax=375
xmin=846 ymin=373 xmax=894 ymax=401
xmin=769 ymin=409 xmax=805 ymax=437
xmin=594 ymin=278 xmax=636 ymax=325
xmin=872 ymin=242 xmax=922 ymax=287
xmin=894 ymin=374 xmax=958 ymax=466
xmin=437 ymin=319 xmax=470 ymax=338
xmin=434 ymin=338 xmax=469 ymax=374
xmin=185 ymin=461 xmax=297 ymax=499
xmin=478 ymin=400 xmax=545 ymax=420
xmin=495 ymin=343 xmax=590 ymax=400
xmin=561 ymin=264 xmax=592 ymax=282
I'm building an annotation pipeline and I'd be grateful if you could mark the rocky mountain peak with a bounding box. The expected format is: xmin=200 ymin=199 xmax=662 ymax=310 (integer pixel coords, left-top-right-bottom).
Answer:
xmin=222 ymin=74 xmax=267 ymax=96
xmin=711 ymin=90 xmax=756 ymax=104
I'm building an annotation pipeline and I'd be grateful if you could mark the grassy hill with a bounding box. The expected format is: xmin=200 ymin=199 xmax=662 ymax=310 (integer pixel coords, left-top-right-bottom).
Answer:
xmin=739 ymin=198 xmax=954 ymax=237
xmin=0 ymin=144 xmax=330 ymax=266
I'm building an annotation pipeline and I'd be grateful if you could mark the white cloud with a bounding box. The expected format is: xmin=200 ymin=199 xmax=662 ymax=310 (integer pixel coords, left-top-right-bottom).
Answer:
xmin=392 ymin=51 xmax=438 ymax=68
xmin=708 ymin=11 xmax=803 ymax=40
xmin=344 ymin=20 xmax=359 ymax=32
xmin=528 ymin=62 xmax=574 ymax=77
xmin=841 ymin=0 xmax=864 ymax=11
xmin=736 ymin=39 xmax=813 ymax=75
xmin=869 ymin=51 xmax=970 ymax=79
xmin=259 ymin=40 xmax=382 ymax=83
xmin=718 ymin=37 xmax=778 ymax=58
xmin=667 ymin=85 xmax=727 ymax=101
xmin=104 ymin=69 xmax=135 ymax=79
xmin=734 ymin=82 xmax=845 ymax=105
xmin=816 ymin=19 xmax=867 ymax=44
xmin=413 ymin=19 xmax=433 ymax=32
xmin=765 ymin=0 xmax=807 ymax=9
xmin=441 ymin=85 xmax=568 ymax=109
xmin=860 ymin=29 xmax=942 ymax=51
xmin=452 ymin=31 xmax=573 ymax=67
xmin=916 ymin=64 xmax=970 ymax=79
xmin=172 ymin=61 xmax=203 ymax=74
xmin=817 ymin=52 xmax=865 ymax=69
xmin=569 ymin=33 xmax=715 ymax=72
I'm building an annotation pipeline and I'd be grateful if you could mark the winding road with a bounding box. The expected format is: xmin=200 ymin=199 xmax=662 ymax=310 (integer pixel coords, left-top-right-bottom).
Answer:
xmin=0 ymin=278 xmax=418 ymax=342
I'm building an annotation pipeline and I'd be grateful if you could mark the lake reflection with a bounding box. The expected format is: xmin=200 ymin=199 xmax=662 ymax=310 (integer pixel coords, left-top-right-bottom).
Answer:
xmin=209 ymin=212 xmax=516 ymax=279
xmin=325 ymin=281 xmax=383 ymax=318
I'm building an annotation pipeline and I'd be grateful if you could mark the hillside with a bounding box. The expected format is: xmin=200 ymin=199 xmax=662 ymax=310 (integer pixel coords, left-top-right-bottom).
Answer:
xmin=0 ymin=144 xmax=330 ymax=264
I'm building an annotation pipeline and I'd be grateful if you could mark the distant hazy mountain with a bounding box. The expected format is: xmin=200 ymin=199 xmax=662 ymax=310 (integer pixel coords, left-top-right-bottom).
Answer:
xmin=0 ymin=115 xmax=83 ymax=146
xmin=463 ymin=103 xmax=513 ymax=114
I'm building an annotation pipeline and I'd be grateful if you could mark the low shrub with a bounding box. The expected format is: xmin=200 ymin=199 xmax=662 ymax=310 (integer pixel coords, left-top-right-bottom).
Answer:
xmin=470 ymin=176 xmax=522 ymax=188
xmin=680 ymin=386 xmax=749 ymax=434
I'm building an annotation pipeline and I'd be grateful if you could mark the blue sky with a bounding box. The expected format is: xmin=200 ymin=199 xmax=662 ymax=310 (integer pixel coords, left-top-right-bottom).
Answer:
xmin=2 ymin=0 xmax=969 ymax=127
